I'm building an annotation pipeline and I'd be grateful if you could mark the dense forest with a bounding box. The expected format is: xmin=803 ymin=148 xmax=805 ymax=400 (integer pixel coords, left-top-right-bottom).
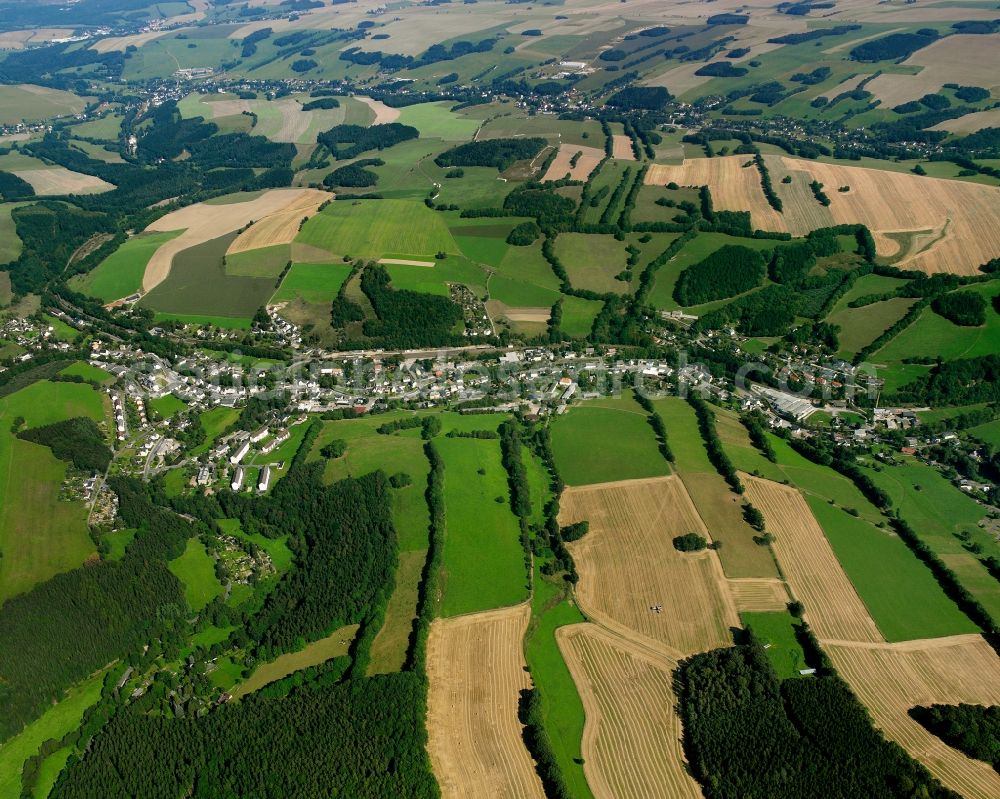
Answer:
xmin=17 ymin=416 xmax=112 ymax=472
xmin=910 ymin=704 xmax=1000 ymax=770
xmin=352 ymin=265 xmax=464 ymax=349
xmin=678 ymin=639 xmax=959 ymax=798
xmin=674 ymin=245 xmax=767 ymax=306
xmin=435 ymin=137 xmax=546 ymax=170
xmin=317 ymin=123 xmax=419 ymax=160
xmin=0 ymin=477 xmax=193 ymax=742
xmin=52 ymin=673 xmax=438 ymax=799
xmin=932 ymin=290 xmax=988 ymax=326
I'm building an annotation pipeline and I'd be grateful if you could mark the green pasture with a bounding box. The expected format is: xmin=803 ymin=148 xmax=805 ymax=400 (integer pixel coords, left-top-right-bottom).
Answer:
xmin=827 ymin=297 xmax=916 ymax=358
xmin=551 ymin=394 xmax=668 ymax=486
xmin=147 ymin=393 xmax=187 ymax=419
xmin=270 ymin=262 xmax=352 ymax=304
xmin=168 ymin=537 xmax=224 ymax=611
xmin=0 ymin=84 xmax=90 ymax=125
xmin=807 ymin=496 xmax=976 ymax=641
xmin=653 ymin=397 xmax=778 ymax=579
xmin=741 ymin=611 xmax=806 ymax=680
xmin=396 ymin=102 xmax=480 ymax=140
xmin=437 ymin=435 xmax=527 ymax=617
xmin=0 ymin=381 xmax=105 ymax=603
xmin=554 ymin=233 xmax=630 ymax=295
xmin=225 ymin=244 xmax=289 ymax=278
xmin=874 ymin=283 xmax=1000 ymax=363
xmin=310 ymin=412 xmax=430 ymax=552
xmin=73 ymin=230 xmax=182 ymax=302
xmin=524 ymin=573 xmax=593 ymax=799
xmin=0 ymin=671 xmax=104 ymax=799
xmin=296 ymin=199 xmax=458 ymax=260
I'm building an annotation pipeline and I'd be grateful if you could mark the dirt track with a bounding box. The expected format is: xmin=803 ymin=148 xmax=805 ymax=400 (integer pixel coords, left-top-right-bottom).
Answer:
xmin=142 ymin=188 xmax=329 ymax=292
xmin=425 ymin=604 xmax=545 ymax=799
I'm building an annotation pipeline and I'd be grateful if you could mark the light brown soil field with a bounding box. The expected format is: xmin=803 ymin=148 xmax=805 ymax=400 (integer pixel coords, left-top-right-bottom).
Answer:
xmin=501 ymin=307 xmax=550 ymax=323
xmin=425 ymin=604 xmax=545 ymax=799
xmin=558 ymin=624 xmax=702 ymax=799
xmin=0 ymin=29 xmax=77 ymax=49
xmin=742 ymin=475 xmax=883 ymax=643
xmin=90 ymin=29 xmax=174 ymax=53
xmin=356 ymin=96 xmax=400 ymax=125
xmin=227 ymin=191 xmax=330 ymax=255
xmin=561 ymin=475 xmax=739 ymax=658
xmin=543 ymin=143 xmax=604 ymax=182
xmin=143 ymin=188 xmax=328 ymax=291
xmin=728 ymin=578 xmax=790 ymax=612
xmin=931 ymin=108 xmax=1000 ymax=134
xmin=12 ymin=167 xmax=112 ymax=195
xmin=828 ymin=635 xmax=1000 ymax=799
xmin=611 ymin=135 xmax=636 ymax=161
xmin=646 ymin=156 xmax=787 ymax=233
xmin=868 ymin=35 xmax=1000 ymax=106
xmin=378 ymin=258 xmax=435 ymax=267
xmin=781 ymin=157 xmax=1000 ymax=275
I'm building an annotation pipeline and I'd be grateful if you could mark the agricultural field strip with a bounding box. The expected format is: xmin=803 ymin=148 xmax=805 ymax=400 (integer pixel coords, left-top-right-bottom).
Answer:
xmin=561 ymin=475 xmax=739 ymax=660
xmin=142 ymin=188 xmax=329 ymax=291
xmin=611 ymin=135 xmax=636 ymax=162
xmin=646 ymin=156 xmax=789 ymax=233
xmin=727 ymin=578 xmax=790 ymax=612
xmin=828 ymin=635 xmax=1000 ymax=799
xmin=557 ymin=623 xmax=702 ymax=799
xmin=425 ymin=603 xmax=545 ymax=799
xmin=742 ymin=475 xmax=884 ymax=644
xmin=226 ymin=192 xmax=331 ymax=255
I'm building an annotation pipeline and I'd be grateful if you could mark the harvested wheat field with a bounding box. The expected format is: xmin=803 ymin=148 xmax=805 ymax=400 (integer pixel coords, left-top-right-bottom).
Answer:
xmin=728 ymin=578 xmax=789 ymax=612
xmin=356 ymin=96 xmax=400 ymax=125
xmin=501 ymin=307 xmax=550 ymax=323
xmin=930 ymin=108 xmax=1000 ymax=134
xmin=560 ymin=475 xmax=738 ymax=659
xmin=142 ymin=188 xmax=329 ymax=291
xmin=543 ymin=143 xmax=604 ymax=181
xmin=742 ymin=475 xmax=883 ymax=643
xmin=227 ymin=192 xmax=330 ymax=255
xmin=425 ymin=604 xmax=544 ymax=799
xmin=558 ymin=624 xmax=701 ymax=799
xmin=13 ymin=167 xmax=112 ymax=195
xmin=782 ymin=157 xmax=1000 ymax=275
xmin=611 ymin=135 xmax=636 ymax=161
xmin=646 ymin=156 xmax=787 ymax=233
xmin=828 ymin=635 xmax=1000 ymax=799
xmin=868 ymin=35 xmax=1000 ymax=107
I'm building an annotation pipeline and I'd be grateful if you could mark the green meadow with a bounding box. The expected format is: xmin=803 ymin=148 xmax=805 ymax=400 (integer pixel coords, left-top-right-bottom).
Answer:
xmin=806 ymin=496 xmax=976 ymax=641
xmin=296 ymin=199 xmax=458 ymax=260
xmin=550 ymin=394 xmax=668 ymax=486
xmin=271 ymin=262 xmax=353 ymax=304
xmin=741 ymin=611 xmax=806 ymax=679
xmin=74 ymin=230 xmax=182 ymax=302
xmin=0 ymin=381 xmax=105 ymax=603
xmin=436 ymin=435 xmax=527 ymax=617
xmin=168 ymin=537 xmax=225 ymax=611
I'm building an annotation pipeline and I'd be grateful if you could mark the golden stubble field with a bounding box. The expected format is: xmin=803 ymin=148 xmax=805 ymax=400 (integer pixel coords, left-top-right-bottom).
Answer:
xmin=542 ymin=143 xmax=605 ymax=181
xmin=142 ymin=188 xmax=329 ymax=291
xmin=828 ymin=635 xmax=1000 ymax=799
xmin=867 ymin=34 xmax=1000 ymax=107
xmin=560 ymin=475 xmax=739 ymax=659
xmin=742 ymin=475 xmax=883 ymax=643
xmin=646 ymin=155 xmax=1000 ymax=274
xmin=557 ymin=623 xmax=702 ymax=799
xmin=425 ymin=603 xmax=545 ymax=799
xmin=782 ymin=157 xmax=1000 ymax=275
xmin=646 ymin=156 xmax=787 ymax=232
